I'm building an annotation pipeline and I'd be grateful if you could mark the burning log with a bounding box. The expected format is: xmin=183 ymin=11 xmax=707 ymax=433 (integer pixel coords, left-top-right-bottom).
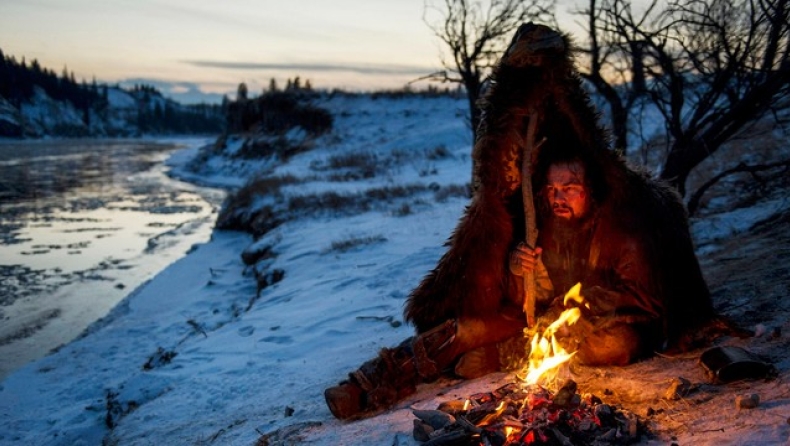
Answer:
xmin=412 ymin=380 xmax=643 ymax=445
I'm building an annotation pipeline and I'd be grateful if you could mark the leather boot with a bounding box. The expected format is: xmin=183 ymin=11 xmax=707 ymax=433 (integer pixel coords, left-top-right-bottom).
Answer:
xmin=324 ymin=319 xmax=458 ymax=420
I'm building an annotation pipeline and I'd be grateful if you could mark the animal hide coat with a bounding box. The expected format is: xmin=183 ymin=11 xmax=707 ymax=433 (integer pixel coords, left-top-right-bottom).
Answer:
xmin=403 ymin=23 xmax=715 ymax=351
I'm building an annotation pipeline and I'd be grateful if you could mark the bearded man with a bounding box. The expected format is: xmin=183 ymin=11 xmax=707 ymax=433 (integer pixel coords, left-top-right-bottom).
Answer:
xmin=510 ymin=143 xmax=667 ymax=366
xmin=324 ymin=23 xmax=735 ymax=420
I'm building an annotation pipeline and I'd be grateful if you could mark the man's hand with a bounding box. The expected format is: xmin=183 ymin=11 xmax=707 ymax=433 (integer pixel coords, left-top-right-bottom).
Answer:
xmin=509 ymin=243 xmax=543 ymax=276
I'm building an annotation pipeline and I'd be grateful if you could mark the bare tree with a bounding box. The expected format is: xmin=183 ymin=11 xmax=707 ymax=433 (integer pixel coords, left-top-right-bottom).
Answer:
xmin=583 ymin=0 xmax=790 ymax=197
xmin=422 ymin=0 xmax=555 ymax=141
xmin=574 ymin=0 xmax=656 ymax=156
xmin=655 ymin=0 xmax=790 ymax=196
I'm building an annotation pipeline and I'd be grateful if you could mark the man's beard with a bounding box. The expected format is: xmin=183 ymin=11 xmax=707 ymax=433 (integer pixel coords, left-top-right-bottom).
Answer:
xmin=547 ymin=209 xmax=590 ymax=244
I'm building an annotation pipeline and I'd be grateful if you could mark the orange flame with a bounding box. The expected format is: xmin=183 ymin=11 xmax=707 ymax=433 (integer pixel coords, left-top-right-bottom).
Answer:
xmin=521 ymin=283 xmax=584 ymax=386
xmin=504 ymin=426 xmax=515 ymax=440
xmin=563 ymin=282 xmax=588 ymax=309
xmin=477 ymin=400 xmax=508 ymax=426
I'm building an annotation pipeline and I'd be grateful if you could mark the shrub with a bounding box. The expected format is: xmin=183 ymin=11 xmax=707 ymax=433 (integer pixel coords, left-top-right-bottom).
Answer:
xmin=215 ymin=174 xmax=300 ymax=231
xmin=426 ymin=144 xmax=451 ymax=160
xmin=326 ymin=234 xmax=387 ymax=253
xmin=226 ymin=91 xmax=333 ymax=136
xmin=311 ymin=151 xmax=381 ymax=179
xmin=434 ymin=184 xmax=470 ymax=202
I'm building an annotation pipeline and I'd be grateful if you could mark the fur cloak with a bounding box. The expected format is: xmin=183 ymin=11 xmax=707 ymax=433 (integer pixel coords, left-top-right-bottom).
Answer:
xmin=403 ymin=23 xmax=715 ymax=350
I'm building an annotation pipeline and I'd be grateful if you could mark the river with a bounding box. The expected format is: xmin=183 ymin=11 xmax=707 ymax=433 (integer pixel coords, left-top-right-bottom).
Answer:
xmin=0 ymin=137 xmax=226 ymax=381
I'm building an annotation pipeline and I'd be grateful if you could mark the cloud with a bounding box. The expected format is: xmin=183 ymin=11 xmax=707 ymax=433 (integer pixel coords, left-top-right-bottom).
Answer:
xmin=183 ymin=60 xmax=437 ymax=76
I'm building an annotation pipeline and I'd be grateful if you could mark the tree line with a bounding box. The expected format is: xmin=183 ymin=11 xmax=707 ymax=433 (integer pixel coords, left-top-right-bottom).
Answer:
xmin=0 ymin=48 xmax=224 ymax=136
xmin=0 ymin=47 xmax=107 ymax=125
xmin=226 ymin=80 xmax=332 ymax=136
xmin=129 ymin=84 xmax=224 ymax=135
xmin=224 ymin=75 xmax=463 ymax=138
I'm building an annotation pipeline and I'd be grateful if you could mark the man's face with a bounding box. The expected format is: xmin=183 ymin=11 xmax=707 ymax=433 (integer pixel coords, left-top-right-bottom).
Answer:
xmin=544 ymin=160 xmax=589 ymax=220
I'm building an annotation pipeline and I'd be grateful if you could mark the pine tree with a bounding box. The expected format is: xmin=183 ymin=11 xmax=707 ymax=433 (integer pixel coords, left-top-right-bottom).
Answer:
xmin=237 ymin=82 xmax=248 ymax=101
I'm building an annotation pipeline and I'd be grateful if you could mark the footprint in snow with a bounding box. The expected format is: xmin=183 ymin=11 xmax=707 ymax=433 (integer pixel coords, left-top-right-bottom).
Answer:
xmin=238 ymin=326 xmax=255 ymax=337
xmin=259 ymin=335 xmax=293 ymax=344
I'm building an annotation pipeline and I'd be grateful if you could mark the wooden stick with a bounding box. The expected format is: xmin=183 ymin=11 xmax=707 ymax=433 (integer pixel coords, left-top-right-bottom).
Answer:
xmin=521 ymin=112 xmax=542 ymax=327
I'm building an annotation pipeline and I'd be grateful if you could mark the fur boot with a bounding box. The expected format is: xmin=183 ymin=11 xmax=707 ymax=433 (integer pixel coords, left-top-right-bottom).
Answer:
xmin=324 ymin=320 xmax=457 ymax=419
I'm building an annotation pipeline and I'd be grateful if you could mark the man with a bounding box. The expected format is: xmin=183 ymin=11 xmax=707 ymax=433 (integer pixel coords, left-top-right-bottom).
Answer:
xmin=324 ymin=23 xmax=724 ymax=420
xmin=510 ymin=147 xmax=666 ymax=366
xmin=325 ymin=135 xmax=709 ymax=419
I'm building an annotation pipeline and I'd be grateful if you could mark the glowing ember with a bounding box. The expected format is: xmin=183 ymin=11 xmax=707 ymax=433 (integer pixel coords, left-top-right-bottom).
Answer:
xmin=520 ymin=283 xmax=584 ymax=386
xmin=412 ymin=381 xmax=644 ymax=445
xmin=411 ymin=284 xmax=647 ymax=445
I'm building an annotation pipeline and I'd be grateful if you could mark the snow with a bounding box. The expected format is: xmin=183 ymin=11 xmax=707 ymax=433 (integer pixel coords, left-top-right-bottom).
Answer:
xmin=1 ymin=93 xmax=788 ymax=446
xmin=19 ymin=87 xmax=86 ymax=136
xmin=692 ymin=197 xmax=789 ymax=255
xmin=107 ymin=87 xmax=137 ymax=109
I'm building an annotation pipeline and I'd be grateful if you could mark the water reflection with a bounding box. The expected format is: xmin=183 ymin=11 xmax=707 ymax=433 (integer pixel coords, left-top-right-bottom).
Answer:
xmin=0 ymin=140 xmax=167 ymax=201
xmin=0 ymin=138 xmax=225 ymax=380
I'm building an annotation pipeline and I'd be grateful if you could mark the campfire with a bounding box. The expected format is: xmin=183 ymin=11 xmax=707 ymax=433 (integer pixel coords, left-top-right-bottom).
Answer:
xmin=411 ymin=284 xmax=643 ymax=445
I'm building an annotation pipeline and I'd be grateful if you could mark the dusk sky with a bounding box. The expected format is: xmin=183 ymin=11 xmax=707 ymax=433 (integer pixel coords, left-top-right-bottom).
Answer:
xmin=1 ymin=0 xmax=585 ymax=103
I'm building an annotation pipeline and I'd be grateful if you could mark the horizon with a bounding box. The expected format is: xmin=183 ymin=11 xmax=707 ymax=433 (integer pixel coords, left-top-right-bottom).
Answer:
xmin=0 ymin=47 xmax=462 ymax=106
xmin=0 ymin=0 xmax=588 ymax=105
xmin=0 ymin=1 xmax=444 ymax=104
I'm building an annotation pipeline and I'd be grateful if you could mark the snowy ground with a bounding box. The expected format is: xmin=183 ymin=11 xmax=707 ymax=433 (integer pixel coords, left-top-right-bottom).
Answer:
xmin=0 ymin=93 xmax=788 ymax=446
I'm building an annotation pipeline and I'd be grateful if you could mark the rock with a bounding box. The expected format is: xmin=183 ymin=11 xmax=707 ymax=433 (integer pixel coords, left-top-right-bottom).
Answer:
xmin=551 ymin=379 xmax=578 ymax=407
xmin=412 ymin=409 xmax=455 ymax=430
xmin=412 ymin=420 xmax=434 ymax=442
xmin=664 ymin=377 xmax=692 ymax=400
xmin=436 ymin=399 xmax=467 ymax=415
xmin=594 ymin=404 xmax=615 ymax=426
xmin=735 ymin=393 xmax=760 ymax=409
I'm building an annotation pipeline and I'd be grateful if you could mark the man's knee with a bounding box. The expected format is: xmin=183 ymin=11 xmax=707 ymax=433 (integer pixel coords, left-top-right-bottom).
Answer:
xmin=453 ymin=314 xmax=526 ymax=353
xmin=575 ymin=323 xmax=649 ymax=366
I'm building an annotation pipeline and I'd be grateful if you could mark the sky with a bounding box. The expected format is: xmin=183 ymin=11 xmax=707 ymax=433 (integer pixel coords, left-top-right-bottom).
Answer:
xmin=1 ymin=92 xmax=788 ymax=445
xmin=0 ymin=0 xmax=587 ymax=104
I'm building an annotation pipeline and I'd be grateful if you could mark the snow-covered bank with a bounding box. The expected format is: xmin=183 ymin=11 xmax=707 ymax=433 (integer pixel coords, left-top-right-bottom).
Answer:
xmin=1 ymin=94 xmax=788 ymax=446
xmin=0 ymin=94 xmax=473 ymax=445
xmin=0 ymin=137 xmax=224 ymax=382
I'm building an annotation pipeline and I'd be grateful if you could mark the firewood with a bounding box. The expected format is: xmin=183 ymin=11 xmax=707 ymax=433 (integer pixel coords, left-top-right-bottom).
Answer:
xmin=421 ymin=429 xmax=469 ymax=446
xmin=412 ymin=409 xmax=455 ymax=430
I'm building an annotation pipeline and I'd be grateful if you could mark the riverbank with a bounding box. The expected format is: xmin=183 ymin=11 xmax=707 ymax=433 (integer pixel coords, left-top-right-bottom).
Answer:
xmin=0 ymin=137 xmax=225 ymax=381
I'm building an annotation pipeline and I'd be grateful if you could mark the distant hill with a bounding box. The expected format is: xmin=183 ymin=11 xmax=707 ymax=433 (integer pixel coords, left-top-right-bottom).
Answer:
xmin=0 ymin=48 xmax=224 ymax=138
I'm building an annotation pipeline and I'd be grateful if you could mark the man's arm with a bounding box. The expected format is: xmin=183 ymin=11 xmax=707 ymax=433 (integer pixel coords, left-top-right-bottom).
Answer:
xmin=580 ymin=236 xmax=664 ymax=320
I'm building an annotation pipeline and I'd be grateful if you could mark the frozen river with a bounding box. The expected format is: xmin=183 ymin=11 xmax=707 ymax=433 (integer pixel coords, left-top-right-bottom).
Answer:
xmin=0 ymin=137 xmax=225 ymax=380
